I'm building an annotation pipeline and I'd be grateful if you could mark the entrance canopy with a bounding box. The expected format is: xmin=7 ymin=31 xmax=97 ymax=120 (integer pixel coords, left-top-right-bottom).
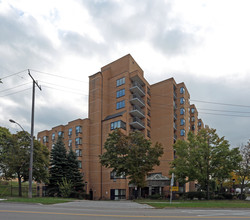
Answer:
xmin=146 ymin=173 xmax=170 ymax=187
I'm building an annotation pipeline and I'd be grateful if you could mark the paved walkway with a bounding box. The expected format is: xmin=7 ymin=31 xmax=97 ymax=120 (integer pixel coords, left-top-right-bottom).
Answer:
xmin=53 ymin=200 xmax=153 ymax=209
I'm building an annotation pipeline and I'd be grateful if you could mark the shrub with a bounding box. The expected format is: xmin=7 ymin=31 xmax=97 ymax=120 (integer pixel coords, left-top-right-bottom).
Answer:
xmin=149 ymin=194 xmax=162 ymax=200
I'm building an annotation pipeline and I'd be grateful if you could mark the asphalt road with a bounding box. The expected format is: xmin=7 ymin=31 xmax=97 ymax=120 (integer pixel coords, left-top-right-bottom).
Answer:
xmin=0 ymin=200 xmax=250 ymax=220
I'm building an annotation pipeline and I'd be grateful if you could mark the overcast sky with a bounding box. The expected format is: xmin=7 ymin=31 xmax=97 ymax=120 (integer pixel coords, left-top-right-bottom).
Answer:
xmin=0 ymin=0 xmax=250 ymax=147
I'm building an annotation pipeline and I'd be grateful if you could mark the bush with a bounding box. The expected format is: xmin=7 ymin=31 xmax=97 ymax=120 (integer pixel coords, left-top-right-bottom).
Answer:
xmin=185 ymin=192 xmax=206 ymax=200
xmin=238 ymin=194 xmax=247 ymax=200
xmin=148 ymin=194 xmax=163 ymax=200
xmin=214 ymin=193 xmax=234 ymax=200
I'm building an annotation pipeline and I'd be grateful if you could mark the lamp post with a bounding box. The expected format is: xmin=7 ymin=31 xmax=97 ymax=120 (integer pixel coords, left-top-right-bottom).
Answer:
xmin=9 ymin=119 xmax=33 ymax=198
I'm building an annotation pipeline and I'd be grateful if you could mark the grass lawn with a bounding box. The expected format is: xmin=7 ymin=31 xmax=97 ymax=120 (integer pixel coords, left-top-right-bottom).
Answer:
xmin=0 ymin=197 xmax=76 ymax=205
xmin=136 ymin=199 xmax=250 ymax=209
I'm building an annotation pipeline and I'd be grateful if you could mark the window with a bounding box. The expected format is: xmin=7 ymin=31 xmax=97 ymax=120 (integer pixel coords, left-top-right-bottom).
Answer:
xmin=68 ymin=139 xmax=72 ymax=147
xmin=180 ymin=118 xmax=185 ymax=126
xmin=116 ymin=89 xmax=125 ymax=98
xmin=180 ymin=129 xmax=186 ymax=136
xmin=191 ymin=108 xmax=195 ymax=113
xmin=116 ymin=100 xmax=125 ymax=109
xmin=75 ymin=149 xmax=82 ymax=157
xmin=68 ymin=128 xmax=72 ymax=136
xmin=180 ymin=97 xmax=185 ymax=104
xmin=110 ymin=189 xmax=126 ymax=200
xmin=180 ymin=108 xmax=185 ymax=115
xmin=43 ymin=136 xmax=48 ymax=143
xmin=198 ymin=121 xmax=202 ymax=127
xmin=76 ymin=126 xmax=82 ymax=135
xmin=51 ymin=134 xmax=55 ymax=142
xmin=147 ymin=119 xmax=151 ymax=127
xmin=58 ymin=131 xmax=64 ymax=137
xmin=110 ymin=120 xmax=126 ymax=130
xmin=52 ymin=144 xmax=55 ymax=149
xmin=75 ymin=137 xmax=82 ymax=145
xmin=78 ymin=161 xmax=82 ymax=169
xmin=110 ymin=171 xmax=126 ymax=179
xmin=191 ymin=125 xmax=195 ymax=131
xmin=180 ymin=87 xmax=185 ymax=94
xmin=147 ymin=86 xmax=151 ymax=96
xmin=147 ymin=98 xmax=151 ymax=106
xmin=147 ymin=108 xmax=151 ymax=116
xmin=116 ymin=77 xmax=125 ymax=87
xmin=147 ymin=129 xmax=151 ymax=138
xmin=191 ymin=116 xmax=195 ymax=122
xmin=38 ymin=137 xmax=41 ymax=142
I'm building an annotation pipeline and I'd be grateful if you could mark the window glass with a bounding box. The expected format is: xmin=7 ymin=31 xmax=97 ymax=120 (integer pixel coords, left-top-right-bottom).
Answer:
xmin=76 ymin=126 xmax=82 ymax=135
xmin=116 ymin=89 xmax=125 ymax=98
xmin=181 ymin=129 xmax=185 ymax=136
xmin=116 ymin=100 xmax=125 ymax=109
xmin=116 ymin=77 xmax=125 ymax=87
xmin=52 ymin=133 xmax=55 ymax=141
xmin=110 ymin=171 xmax=126 ymax=179
xmin=180 ymin=97 xmax=185 ymax=104
xmin=75 ymin=149 xmax=82 ymax=157
xmin=180 ymin=118 xmax=185 ymax=126
xmin=58 ymin=131 xmax=64 ymax=137
xmin=110 ymin=120 xmax=126 ymax=130
xmin=180 ymin=87 xmax=185 ymax=94
xmin=180 ymin=108 xmax=185 ymax=115
xmin=78 ymin=161 xmax=82 ymax=169
xmin=191 ymin=108 xmax=195 ymax=113
xmin=75 ymin=137 xmax=82 ymax=145
xmin=191 ymin=116 xmax=195 ymax=122
xmin=68 ymin=139 xmax=72 ymax=147
xmin=68 ymin=128 xmax=72 ymax=136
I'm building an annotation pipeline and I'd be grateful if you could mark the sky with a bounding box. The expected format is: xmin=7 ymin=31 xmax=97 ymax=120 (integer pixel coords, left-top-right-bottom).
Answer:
xmin=0 ymin=0 xmax=250 ymax=147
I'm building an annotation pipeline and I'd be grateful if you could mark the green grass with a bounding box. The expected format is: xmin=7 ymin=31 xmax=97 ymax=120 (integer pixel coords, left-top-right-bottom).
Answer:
xmin=0 ymin=197 xmax=76 ymax=205
xmin=136 ymin=199 xmax=250 ymax=209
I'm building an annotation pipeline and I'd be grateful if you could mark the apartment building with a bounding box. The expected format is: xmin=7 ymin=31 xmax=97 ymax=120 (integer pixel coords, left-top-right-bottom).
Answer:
xmin=38 ymin=54 xmax=204 ymax=200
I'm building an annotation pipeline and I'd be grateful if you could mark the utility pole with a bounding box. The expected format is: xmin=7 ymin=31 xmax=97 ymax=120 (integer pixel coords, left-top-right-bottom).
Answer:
xmin=28 ymin=69 xmax=41 ymax=198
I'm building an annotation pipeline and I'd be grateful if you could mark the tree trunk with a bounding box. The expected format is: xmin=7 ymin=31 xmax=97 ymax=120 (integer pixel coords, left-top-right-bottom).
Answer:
xmin=17 ymin=173 xmax=22 ymax=197
xmin=240 ymin=177 xmax=245 ymax=200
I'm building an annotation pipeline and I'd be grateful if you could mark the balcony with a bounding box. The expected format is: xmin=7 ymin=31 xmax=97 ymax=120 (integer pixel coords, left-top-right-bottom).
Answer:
xmin=173 ymin=91 xmax=177 ymax=100
xmin=130 ymin=117 xmax=145 ymax=130
xmin=130 ymin=94 xmax=145 ymax=107
xmin=130 ymin=81 xmax=145 ymax=97
xmin=130 ymin=105 xmax=145 ymax=118
xmin=174 ymin=113 xmax=177 ymax=121
xmin=173 ymin=122 xmax=177 ymax=130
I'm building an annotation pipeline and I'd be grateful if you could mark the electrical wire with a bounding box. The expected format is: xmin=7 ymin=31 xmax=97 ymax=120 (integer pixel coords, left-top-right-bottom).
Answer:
xmin=1 ymin=69 xmax=28 ymax=80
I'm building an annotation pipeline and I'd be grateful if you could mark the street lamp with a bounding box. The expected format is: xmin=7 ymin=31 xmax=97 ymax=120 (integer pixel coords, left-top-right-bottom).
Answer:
xmin=9 ymin=119 xmax=33 ymax=198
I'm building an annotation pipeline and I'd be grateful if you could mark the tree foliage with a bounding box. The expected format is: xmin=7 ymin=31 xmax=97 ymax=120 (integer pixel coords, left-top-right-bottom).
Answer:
xmin=0 ymin=127 xmax=49 ymax=197
xmin=66 ymin=148 xmax=84 ymax=193
xmin=236 ymin=140 xmax=250 ymax=199
xmin=48 ymin=137 xmax=84 ymax=197
xmin=171 ymin=128 xmax=241 ymax=199
xmin=99 ymin=130 xmax=163 ymax=189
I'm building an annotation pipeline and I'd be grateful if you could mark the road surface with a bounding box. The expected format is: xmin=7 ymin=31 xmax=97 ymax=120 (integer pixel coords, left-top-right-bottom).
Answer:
xmin=0 ymin=200 xmax=250 ymax=220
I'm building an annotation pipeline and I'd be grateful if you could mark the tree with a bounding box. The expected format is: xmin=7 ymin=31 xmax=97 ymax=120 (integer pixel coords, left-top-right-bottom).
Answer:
xmin=100 ymin=130 xmax=163 ymax=196
xmin=66 ymin=148 xmax=84 ymax=195
xmin=236 ymin=140 xmax=250 ymax=199
xmin=48 ymin=137 xmax=85 ymax=197
xmin=48 ymin=136 xmax=68 ymax=196
xmin=0 ymin=127 xmax=49 ymax=197
xmin=171 ymin=128 xmax=241 ymax=199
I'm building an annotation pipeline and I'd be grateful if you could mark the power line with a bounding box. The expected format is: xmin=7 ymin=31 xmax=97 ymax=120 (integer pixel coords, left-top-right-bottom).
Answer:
xmin=0 ymin=88 xmax=31 ymax=97
xmin=42 ymin=85 xmax=87 ymax=96
xmin=30 ymin=69 xmax=88 ymax=83
xmin=0 ymin=82 xmax=31 ymax=93
xmin=199 ymin=108 xmax=250 ymax=114
xmin=199 ymin=112 xmax=250 ymax=118
xmin=191 ymin=99 xmax=250 ymax=108
xmin=1 ymin=69 xmax=28 ymax=80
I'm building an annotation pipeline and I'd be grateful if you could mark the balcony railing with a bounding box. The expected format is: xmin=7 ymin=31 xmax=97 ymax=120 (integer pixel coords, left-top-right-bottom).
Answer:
xmin=130 ymin=105 xmax=145 ymax=118
xmin=130 ymin=81 xmax=145 ymax=97
xmin=130 ymin=117 xmax=145 ymax=130
xmin=130 ymin=94 xmax=145 ymax=107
